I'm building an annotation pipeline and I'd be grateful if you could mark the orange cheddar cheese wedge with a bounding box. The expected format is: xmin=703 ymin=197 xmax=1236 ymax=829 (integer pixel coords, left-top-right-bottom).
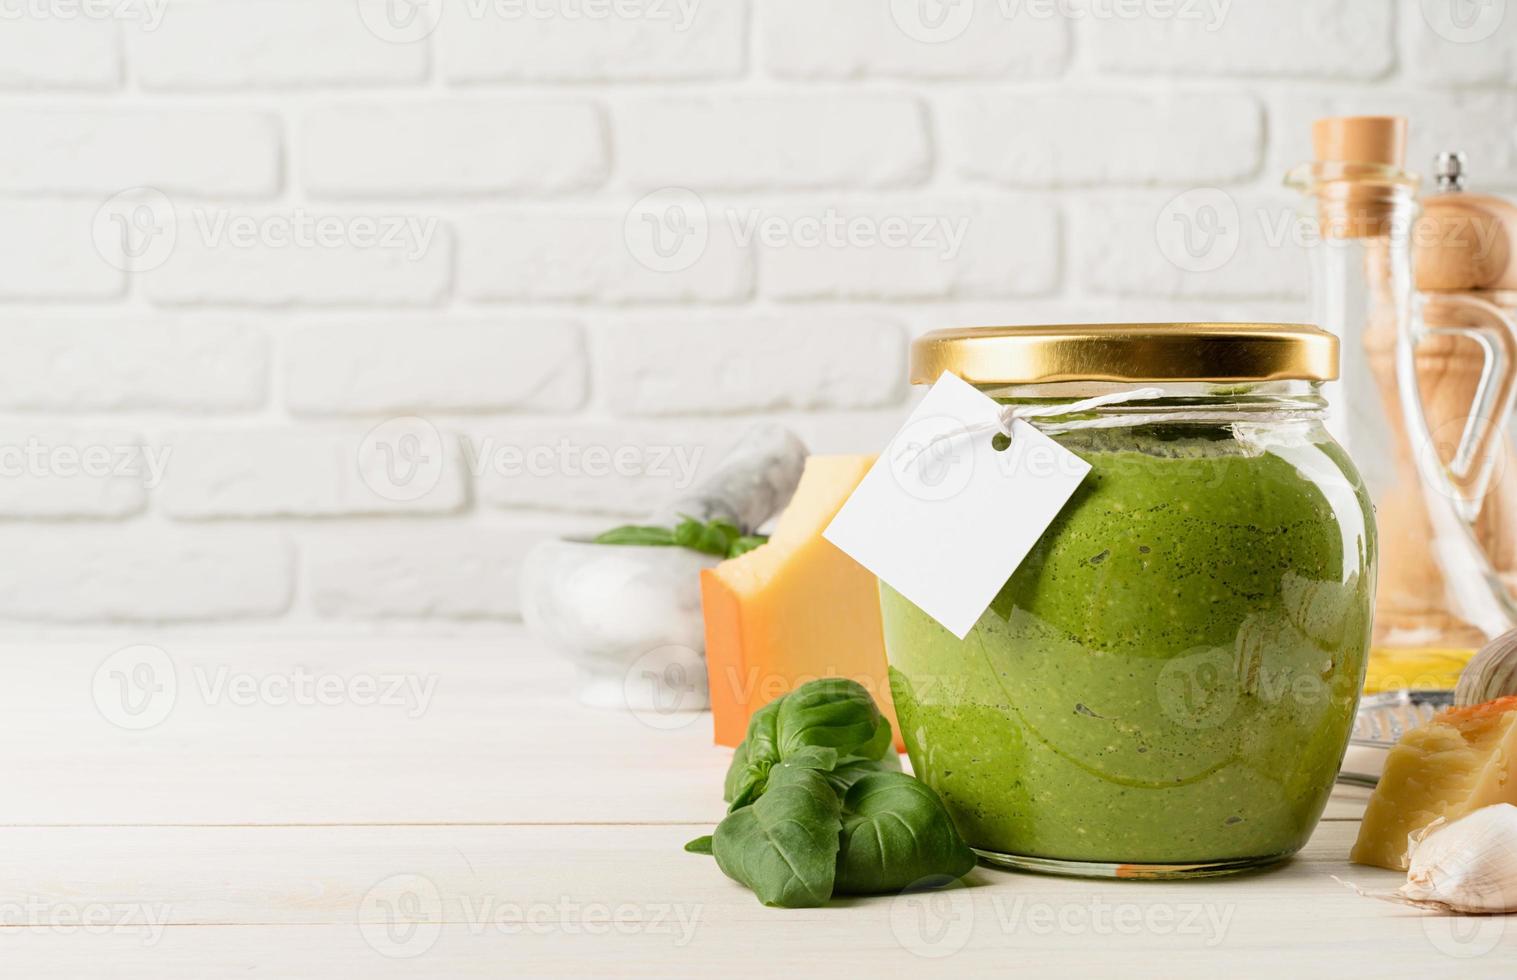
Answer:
xmin=701 ymin=455 xmax=900 ymax=749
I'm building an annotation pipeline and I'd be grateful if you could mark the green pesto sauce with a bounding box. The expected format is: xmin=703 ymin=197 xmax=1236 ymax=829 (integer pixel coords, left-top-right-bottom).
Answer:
xmin=881 ymin=424 xmax=1375 ymax=865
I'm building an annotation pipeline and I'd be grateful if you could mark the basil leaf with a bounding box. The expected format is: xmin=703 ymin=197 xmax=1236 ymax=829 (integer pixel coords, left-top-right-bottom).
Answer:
xmin=723 ymin=679 xmax=894 ymax=811
xmin=597 ymin=516 xmax=763 ymax=561
xmin=779 ymin=744 xmax=839 ymax=771
xmin=723 ymin=699 xmax=781 ymax=809
xmin=592 ymin=525 xmax=677 ymax=547
xmin=776 ymin=678 xmax=892 ymax=760
xmin=819 ymin=751 xmax=902 ymax=797
xmin=707 ymin=518 xmax=742 ymax=544
xmin=674 ymin=516 xmax=741 ymax=557
xmin=833 ymin=772 xmax=976 ymax=895
xmin=713 ymin=763 xmax=842 ymax=908
xmin=702 ymin=678 xmax=968 ymax=908
xmin=726 ymin=744 xmax=840 ymax=813
xmin=722 ymin=740 xmax=753 ymax=805
xmin=728 ymin=534 xmax=768 ymax=558
xmin=853 ymin=710 xmax=895 ymax=761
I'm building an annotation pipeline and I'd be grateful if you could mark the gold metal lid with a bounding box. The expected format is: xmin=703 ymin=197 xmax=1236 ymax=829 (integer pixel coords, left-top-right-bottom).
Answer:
xmin=910 ymin=323 xmax=1339 ymax=385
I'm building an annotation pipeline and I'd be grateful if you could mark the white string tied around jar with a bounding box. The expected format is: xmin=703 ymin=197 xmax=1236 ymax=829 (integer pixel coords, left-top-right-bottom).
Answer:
xmin=899 ymin=386 xmax=1177 ymax=471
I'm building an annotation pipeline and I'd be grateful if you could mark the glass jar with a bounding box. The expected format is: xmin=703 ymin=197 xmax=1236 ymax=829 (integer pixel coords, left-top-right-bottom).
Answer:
xmin=1286 ymin=118 xmax=1517 ymax=688
xmin=882 ymin=323 xmax=1376 ymax=879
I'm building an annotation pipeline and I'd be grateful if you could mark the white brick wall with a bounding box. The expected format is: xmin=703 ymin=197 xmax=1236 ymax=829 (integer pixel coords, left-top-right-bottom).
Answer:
xmin=284 ymin=318 xmax=586 ymax=415
xmin=143 ymin=206 xmax=454 ymax=307
xmin=470 ymin=420 xmax=734 ymax=515
xmin=306 ymin=521 xmax=601 ymax=619
xmin=594 ymin=314 xmax=908 ymax=415
xmin=950 ymin=92 xmax=1263 ymax=187
xmin=754 ymin=199 xmax=1060 ymax=300
xmin=0 ymin=317 xmax=267 ymax=411
xmin=0 ymin=203 xmax=124 ymax=300
xmin=1071 ymin=191 xmax=1307 ymax=299
xmin=0 ymin=0 xmax=1508 ymax=630
xmin=760 ymin=0 xmax=1070 ymax=79
xmin=301 ymin=100 xmax=609 ymax=196
xmin=126 ymin=1 xmax=430 ymax=90
xmin=617 ymin=95 xmax=931 ymax=189
xmin=1086 ymin=2 xmax=1395 ymax=77
xmin=0 ymin=107 xmax=280 ymax=195
xmin=0 ymin=426 xmax=147 ymax=518
xmin=456 ymin=209 xmax=753 ymax=302
xmin=435 ymin=0 xmax=747 ymax=81
xmin=157 ymin=427 xmax=470 ymax=518
xmin=0 ymin=19 xmax=120 ymax=89
xmin=0 ymin=527 xmax=293 ymax=622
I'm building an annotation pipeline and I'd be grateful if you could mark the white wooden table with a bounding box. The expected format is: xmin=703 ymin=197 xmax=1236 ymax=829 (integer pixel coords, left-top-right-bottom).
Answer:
xmin=2 ymin=631 xmax=1511 ymax=977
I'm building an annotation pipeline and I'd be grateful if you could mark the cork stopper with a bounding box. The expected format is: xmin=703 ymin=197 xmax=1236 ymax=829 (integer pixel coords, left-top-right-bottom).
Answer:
xmin=1312 ymin=116 xmax=1407 ymax=168
xmin=1303 ymin=116 xmax=1414 ymax=239
xmin=1415 ymin=153 xmax=1517 ymax=293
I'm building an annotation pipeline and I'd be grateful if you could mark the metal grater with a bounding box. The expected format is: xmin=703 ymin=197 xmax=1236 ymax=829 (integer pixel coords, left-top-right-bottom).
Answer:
xmin=1351 ymin=690 xmax=1453 ymax=746
xmin=1338 ymin=690 xmax=1453 ymax=787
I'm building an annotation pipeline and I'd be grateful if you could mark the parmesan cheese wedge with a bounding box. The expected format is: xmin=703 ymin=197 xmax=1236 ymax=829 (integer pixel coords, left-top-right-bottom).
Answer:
xmin=1352 ymin=696 xmax=1517 ymax=869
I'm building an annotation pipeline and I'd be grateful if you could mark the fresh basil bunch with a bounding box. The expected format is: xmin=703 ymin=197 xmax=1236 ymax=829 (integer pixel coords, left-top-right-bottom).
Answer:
xmin=686 ymin=678 xmax=976 ymax=908
xmin=594 ymin=516 xmax=767 ymax=559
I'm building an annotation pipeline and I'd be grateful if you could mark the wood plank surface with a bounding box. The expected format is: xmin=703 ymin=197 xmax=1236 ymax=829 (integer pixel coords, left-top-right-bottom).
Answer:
xmin=0 ymin=632 xmax=1508 ymax=976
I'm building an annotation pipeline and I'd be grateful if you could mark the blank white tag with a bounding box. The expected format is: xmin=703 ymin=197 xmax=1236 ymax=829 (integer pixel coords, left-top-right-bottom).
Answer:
xmin=824 ymin=372 xmax=1092 ymax=639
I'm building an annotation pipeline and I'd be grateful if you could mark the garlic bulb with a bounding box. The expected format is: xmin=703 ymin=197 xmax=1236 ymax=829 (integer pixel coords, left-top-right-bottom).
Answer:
xmin=1456 ymin=629 xmax=1517 ymax=707
xmin=1397 ymin=804 xmax=1517 ymax=914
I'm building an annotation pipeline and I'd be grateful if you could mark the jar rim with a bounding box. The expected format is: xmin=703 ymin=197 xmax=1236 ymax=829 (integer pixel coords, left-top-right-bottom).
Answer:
xmin=910 ymin=322 xmax=1338 ymax=386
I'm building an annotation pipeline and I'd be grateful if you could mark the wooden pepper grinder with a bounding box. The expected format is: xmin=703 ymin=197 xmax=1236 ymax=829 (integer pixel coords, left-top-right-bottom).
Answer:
xmin=1415 ymin=153 xmax=1517 ymax=599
